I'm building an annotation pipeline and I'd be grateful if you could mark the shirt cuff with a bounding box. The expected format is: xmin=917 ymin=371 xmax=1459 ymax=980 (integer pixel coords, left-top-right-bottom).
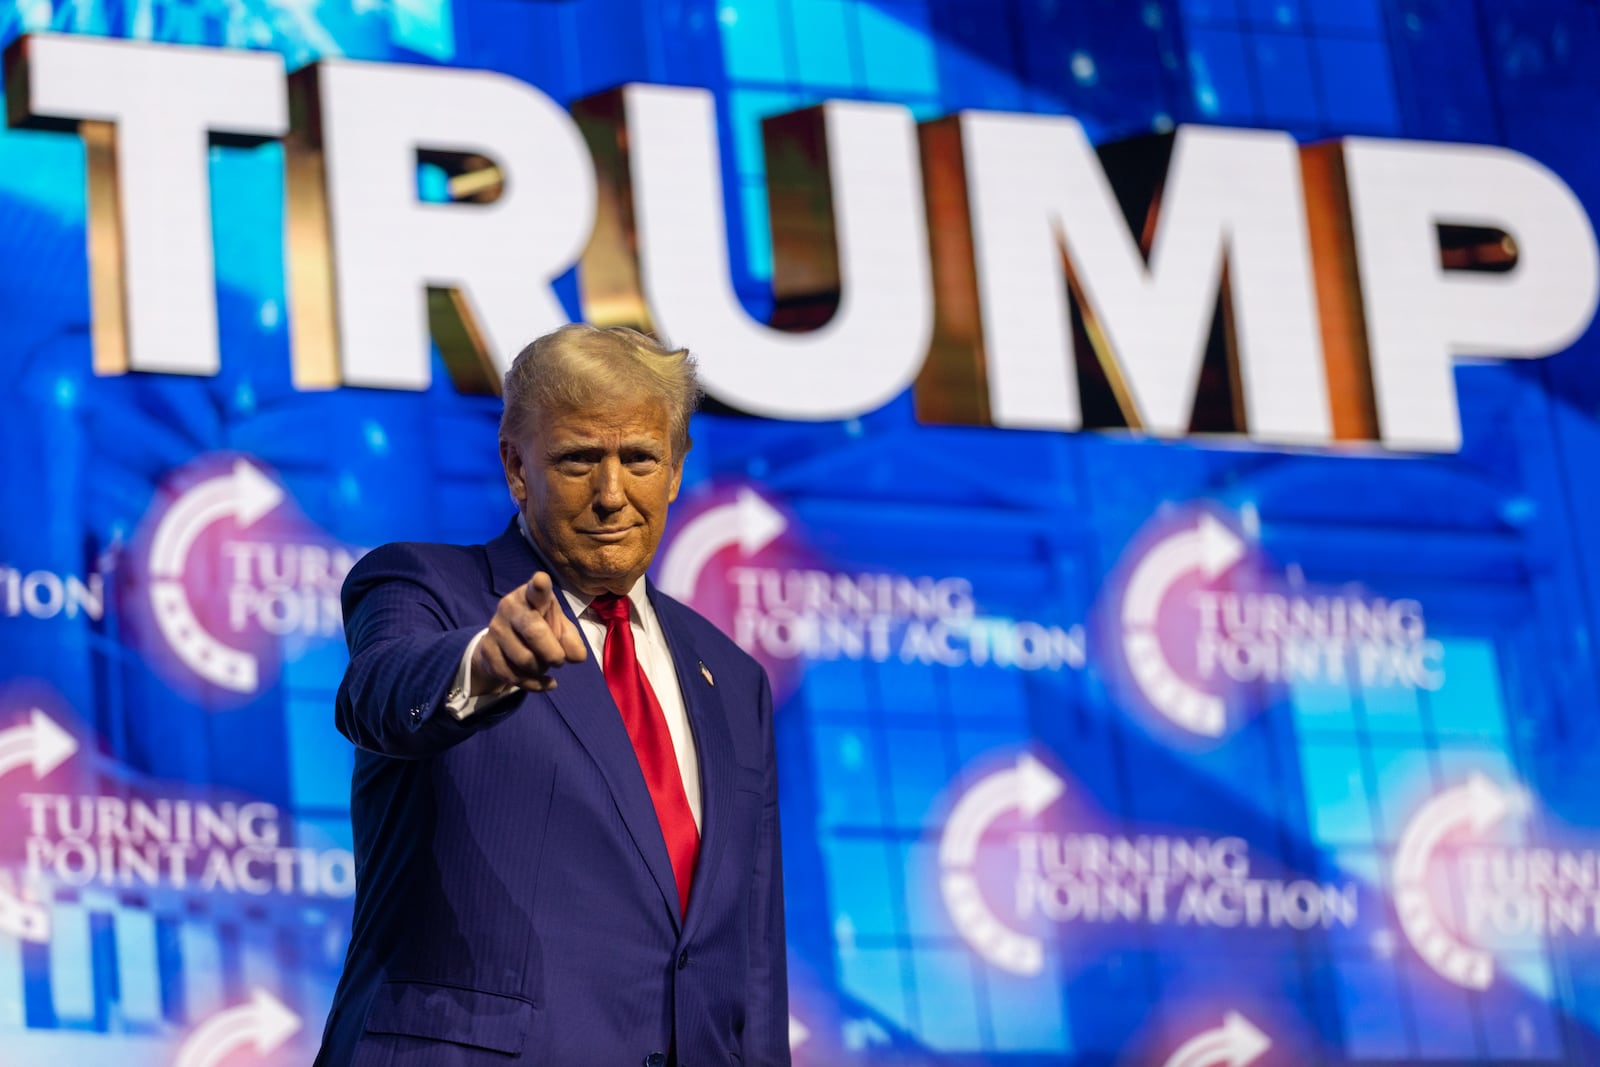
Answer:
xmin=445 ymin=628 xmax=515 ymax=721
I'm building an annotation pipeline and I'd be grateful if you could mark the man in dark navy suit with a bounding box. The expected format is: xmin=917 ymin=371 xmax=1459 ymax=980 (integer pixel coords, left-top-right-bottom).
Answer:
xmin=315 ymin=324 xmax=788 ymax=1067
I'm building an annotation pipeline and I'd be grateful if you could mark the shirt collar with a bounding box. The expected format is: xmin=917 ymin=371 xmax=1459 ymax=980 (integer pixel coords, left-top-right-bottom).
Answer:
xmin=562 ymin=583 xmax=655 ymax=633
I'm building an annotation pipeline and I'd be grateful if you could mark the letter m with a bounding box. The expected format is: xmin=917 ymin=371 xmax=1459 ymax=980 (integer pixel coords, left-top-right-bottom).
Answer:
xmin=917 ymin=113 xmax=1332 ymax=445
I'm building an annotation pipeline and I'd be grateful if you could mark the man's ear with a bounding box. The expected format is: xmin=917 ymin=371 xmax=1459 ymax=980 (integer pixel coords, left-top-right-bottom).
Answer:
xmin=500 ymin=438 xmax=527 ymax=506
xmin=668 ymin=437 xmax=690 ymax=503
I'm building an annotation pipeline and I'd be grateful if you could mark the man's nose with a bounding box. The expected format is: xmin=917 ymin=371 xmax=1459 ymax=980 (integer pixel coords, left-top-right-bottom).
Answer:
xmin=593 ymin=458 xmax=626 ymax=510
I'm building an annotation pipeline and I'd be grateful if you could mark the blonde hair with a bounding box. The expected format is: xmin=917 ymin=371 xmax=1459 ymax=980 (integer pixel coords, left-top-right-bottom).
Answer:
xmin=500 ymin=324 xmax=702 ymax=455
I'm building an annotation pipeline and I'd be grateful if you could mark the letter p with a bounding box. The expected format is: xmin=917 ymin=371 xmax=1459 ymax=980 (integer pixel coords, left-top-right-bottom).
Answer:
xmin=1343 ymin=138 xmax=1599 ymax=451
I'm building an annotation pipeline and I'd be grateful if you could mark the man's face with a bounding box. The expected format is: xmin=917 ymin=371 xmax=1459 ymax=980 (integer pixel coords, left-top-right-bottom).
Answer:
xmin=503 ymin=394 xmax=684 ymax=596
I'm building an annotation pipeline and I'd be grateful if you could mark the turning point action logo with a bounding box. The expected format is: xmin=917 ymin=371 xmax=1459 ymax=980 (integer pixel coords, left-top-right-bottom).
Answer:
xmin=937 ymin=751 xmax=1360 ymax=979
xmin=141 ymin=456 xmax=357 ymax=695
xmin=658 ymin=486 xmax=1084 ymax=687
xmin=1111 ymin=507 xmax=1445 ymax=739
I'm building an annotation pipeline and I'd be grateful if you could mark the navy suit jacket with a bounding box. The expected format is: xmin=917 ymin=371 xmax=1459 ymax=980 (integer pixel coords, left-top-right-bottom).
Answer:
xmin=315 ymin=520 xmax=788 ymax=1067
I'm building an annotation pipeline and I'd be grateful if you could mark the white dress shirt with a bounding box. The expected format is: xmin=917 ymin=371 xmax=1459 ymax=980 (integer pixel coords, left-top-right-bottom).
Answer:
xmin=445 ymin=581 xmax=702 ymax=830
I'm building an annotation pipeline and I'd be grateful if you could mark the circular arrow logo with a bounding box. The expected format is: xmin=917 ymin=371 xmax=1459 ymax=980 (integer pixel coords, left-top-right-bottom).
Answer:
xmin=0 ymin=708 xmax=77 ymax=783
xmin=1118 ymin=513 xmax=1248 ymax=738
xmin=0 ymin=706 xmax=77 ymax=942
xmin=1112 ymin=506 xmax=1448 ymax=741
xmin=938 ymin=753 xmax=1065 ymax=975
xmin=175 ymin=989 xmax=300 ymax=1067
xmin=657 ymin=487 xmax=787 ymax=601
xmin=1394 ymin=773 xmax=1521 ymax=990
xmin=146 ymin=458 xmax=286 ymax=693
xmin=1162 ymin=1012 xmax=1272 ymax=1067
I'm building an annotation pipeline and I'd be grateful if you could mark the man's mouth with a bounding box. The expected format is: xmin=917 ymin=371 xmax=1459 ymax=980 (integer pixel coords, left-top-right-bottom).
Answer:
xmin=581 ymin=527 xmax=636 ymax=543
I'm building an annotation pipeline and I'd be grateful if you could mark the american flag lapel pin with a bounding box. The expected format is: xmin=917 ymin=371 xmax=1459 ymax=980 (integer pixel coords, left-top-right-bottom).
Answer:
xmin=699 ymin=661 xmax=715 ymax=687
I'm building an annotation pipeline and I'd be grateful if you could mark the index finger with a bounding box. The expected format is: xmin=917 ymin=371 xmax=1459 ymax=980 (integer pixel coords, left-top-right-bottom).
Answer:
xmin=523 ymin=571 xmax=558 ymax=612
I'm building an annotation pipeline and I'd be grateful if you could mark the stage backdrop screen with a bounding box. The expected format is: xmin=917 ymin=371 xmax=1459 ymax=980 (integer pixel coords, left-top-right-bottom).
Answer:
xmin=2 ymin=0 xmax=1600 ymax=1064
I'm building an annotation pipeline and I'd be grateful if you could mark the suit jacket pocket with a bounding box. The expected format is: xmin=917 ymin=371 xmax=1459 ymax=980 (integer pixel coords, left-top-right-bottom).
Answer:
xmin=364 ymin=980 xmax=534 ymax=1054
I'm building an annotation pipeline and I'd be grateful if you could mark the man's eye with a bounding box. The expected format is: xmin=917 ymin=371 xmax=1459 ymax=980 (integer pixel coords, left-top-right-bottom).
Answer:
xmin=555 ymin=456 xmax=594 ymax=474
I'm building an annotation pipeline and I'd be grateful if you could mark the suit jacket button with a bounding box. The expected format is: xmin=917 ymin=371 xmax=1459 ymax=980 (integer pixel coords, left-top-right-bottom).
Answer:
xmin=644 ymin=1054 xmax=666 ymax=1067
xmin=677 ymin=950 xmax=689 ymax=970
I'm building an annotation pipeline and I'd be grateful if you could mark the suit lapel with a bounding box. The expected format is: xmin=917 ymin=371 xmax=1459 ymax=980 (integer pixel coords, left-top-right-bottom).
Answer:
xmin=649 ymin=585 xmax=736 ymax=939
xmin=544 ymin=641 xmax=684 ymax=931
xmin=486 ymin=518 xmax=683 ymax=930
xmin=485 ymin=518 xmax=537 ymax=598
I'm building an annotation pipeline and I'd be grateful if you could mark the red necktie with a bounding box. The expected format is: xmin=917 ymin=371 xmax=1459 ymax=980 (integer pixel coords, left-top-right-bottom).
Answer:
xmin=590 ymin=594 xmax=699 ymax=917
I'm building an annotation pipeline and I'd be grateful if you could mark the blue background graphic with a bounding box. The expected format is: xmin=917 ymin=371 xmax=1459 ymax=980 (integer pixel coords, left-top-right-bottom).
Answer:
xmin=2 ymin=0 xmax=1600 ymax=1063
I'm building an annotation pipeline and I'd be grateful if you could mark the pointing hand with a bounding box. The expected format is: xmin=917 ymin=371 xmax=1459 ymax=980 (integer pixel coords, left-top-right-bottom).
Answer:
xmin=470 ymin=572 xmax=589 ymax=694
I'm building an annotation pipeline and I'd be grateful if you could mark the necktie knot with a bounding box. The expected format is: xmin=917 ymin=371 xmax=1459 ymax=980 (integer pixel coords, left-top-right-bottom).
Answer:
xmin=590 ymin=593 xmax=630 ymax=625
